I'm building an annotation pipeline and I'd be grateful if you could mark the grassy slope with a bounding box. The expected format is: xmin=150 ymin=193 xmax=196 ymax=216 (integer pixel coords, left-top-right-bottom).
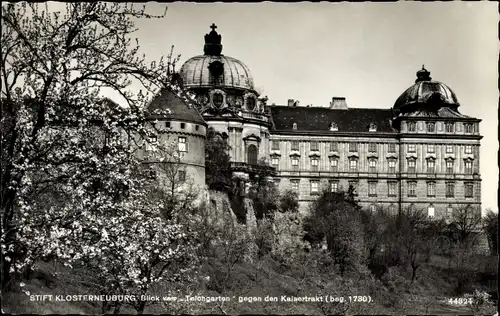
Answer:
xmin=2 ymin=255 xmax=497 ymax=315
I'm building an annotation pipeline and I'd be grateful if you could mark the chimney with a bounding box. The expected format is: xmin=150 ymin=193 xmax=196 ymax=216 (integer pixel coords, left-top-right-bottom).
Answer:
xmin=330 ymin=97 xmax=348 ymax=110
xmin=287 ymin=99 xmax=294 ymax=107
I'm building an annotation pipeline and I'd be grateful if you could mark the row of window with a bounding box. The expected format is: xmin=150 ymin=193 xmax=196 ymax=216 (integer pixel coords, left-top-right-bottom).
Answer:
xmin=369 ymin=204 xmax=460 ymax=218
xmin=156 ymin=122 xmax=200 ymax=131
xmin=145 ymin=136 xmax=188 ymax=152
xmin=407 ymin=121 xmax=475 ymax=133
xmin=287 ymin=179 xmax=475 ymax=198
xmin=407 ymin=144 xmax=474 ymax=154
xmin=274 ymin=156 xmax=474 ymax=174
xmin=271 ymin=141 xmax=475 ymax=154
xmin=291 ymin=122 xmax=379 ymax=132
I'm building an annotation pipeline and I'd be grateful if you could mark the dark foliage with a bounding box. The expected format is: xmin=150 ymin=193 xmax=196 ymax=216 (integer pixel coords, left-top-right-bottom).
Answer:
xmin=205 ymin=127 xmax=233 ymax=193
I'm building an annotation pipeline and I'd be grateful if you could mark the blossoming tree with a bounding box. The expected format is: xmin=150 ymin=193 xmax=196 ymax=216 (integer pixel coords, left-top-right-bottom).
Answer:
xmin=1 ymin=2 xmax=200 ymax=303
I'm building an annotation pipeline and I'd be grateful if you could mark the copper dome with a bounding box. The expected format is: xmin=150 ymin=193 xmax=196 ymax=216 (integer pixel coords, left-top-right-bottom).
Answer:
xmin=179 ymin=24 xmax=255 ymax=91
xmin=179 ymin=55 xmax=254 ymax=91
xmin=393 ymin=66 xmax=460 ymax=115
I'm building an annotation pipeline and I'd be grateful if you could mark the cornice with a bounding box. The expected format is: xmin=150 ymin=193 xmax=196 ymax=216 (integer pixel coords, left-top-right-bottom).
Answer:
xmin=397 ymin=133 xmax=483 ymax=140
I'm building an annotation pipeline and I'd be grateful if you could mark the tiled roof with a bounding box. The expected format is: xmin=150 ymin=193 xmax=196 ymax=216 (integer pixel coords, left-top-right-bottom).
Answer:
xmin=146 ymin=88 xmax=206 ymax=125
xmin=269 ymin=106 xmax=396 ymax=133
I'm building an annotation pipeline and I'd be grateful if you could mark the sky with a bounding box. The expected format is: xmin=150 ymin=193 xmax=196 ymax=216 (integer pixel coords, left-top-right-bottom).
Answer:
xmin=45 ymin=2 xmax=499 ymax=213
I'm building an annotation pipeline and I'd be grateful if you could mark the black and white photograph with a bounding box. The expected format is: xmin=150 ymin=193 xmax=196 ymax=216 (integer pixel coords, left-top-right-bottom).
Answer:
xmin=1 ymin=2 xmax=498 ymax=315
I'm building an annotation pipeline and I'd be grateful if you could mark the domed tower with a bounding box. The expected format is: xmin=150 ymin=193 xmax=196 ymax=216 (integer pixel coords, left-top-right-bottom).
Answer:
xmin=179 ymin=24 xmax=274 ymax=181
xmin=392 ymin=66 xmax=482 ymax=219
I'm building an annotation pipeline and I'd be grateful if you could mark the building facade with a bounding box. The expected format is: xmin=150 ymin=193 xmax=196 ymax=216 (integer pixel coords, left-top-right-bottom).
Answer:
xmin=161 ymin=25 xmax=482 ymax=217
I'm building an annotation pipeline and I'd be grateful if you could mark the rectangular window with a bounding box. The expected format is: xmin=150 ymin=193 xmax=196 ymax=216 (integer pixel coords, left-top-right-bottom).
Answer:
xmin=330 ymin=159 xmax=338 ymax=172
xmin=368 ymin=143 xmax=377 ymax=152
xmin=465 ymin=183 xmax=473 ymax=198
xmin=446 ymin=145 xmax=453 ymax=154
xmin=271 ymin=140 xmax=280 ymax=150
xmin=330 ymin=142 xmax=338 ymax=151
xmin=369 ymin=159 xmax=377 ymax=173
xmin=166 ymin=121 xmax=171 ymax=128
xmin=445 ymin=122 xmax=454 ymax=133
xmin=427 ymin=122 xmax=435 ymax=132
xmin=446 ymin=160 xmax=454 ymax=174
xmin=427 ymin=159 xmax=435 ymax=173
xmin=388 ymin=160 xmax=396 ymax=173
xmin=291 ymin=179 xmax=299 ymax=191
xmin=178 ymin=170 xmax=186 ymax=182
xmin=464 ymin=160 xmax=473 ymax=174
xmin=291 ymin=141 xmax=299 ymax=150
xmin=145 ymin=136 xmax=157 ymax=152
xmin=389 ymin=204 xmax=397 ymax=215
xmin=427 ymin=144 xmax=435 ymax=153
xmin=369 ymin=182 xmax=377 ymax=197
xmin=407 ymin=159 xmax=416 ymax=173
xmin=271 ymin=157 xmax=279 ymax=166
xmin=180 ymin=123 xmax=186 ymax=129
xmin=408 ymin=182 xmax=417 ymax=197
xmin=428 ymin=206 xmax=435 ymax=217
xmin=178 ymin=137 xmax=187 ymax=152
xmin=388 ymin=143 xmax=396 ymax=153
xmin=310 ymin=181 xmax=319 ymax=195
xmin=291 ymin=157 xmax=299 ymax=170
xmin=388 ymin=181 xmax=397 ymax=197
xmin=464 ymin=123 xmax=473 ymax=133
xmin=446 ymin=182 xmax=455 ymax=198
xmin=408 ymin=144 xmax=416 ymax=153
xmin=465 ymin=145 xmax=472 ymax=154
xmin=330 ymin=181 xmax=338 ymax=192
xmin=349 ymin=159 xmax=358 ymax=171
xmin=311 ymin=158 xmax=319 ymax=171
xmin=408 ymin=122 xmax=416 ymax=132
xmin=349 ymin=142 xmax=358 ymax=152
xmin=427 ymin=182 xmax=436 ymax=197
xmin=446 ymin=206 xmax=453 ymax=218
xmin=310 ymin=141 xmax=319 ymax=151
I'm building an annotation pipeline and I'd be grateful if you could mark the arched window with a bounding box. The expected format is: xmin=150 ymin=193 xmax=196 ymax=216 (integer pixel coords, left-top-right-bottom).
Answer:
xmin=292 ymin=122 xmax=298 ymax=130
xmin=247 ymin=145 xmax=258 ymax=165
xmin=330 ymin=122 xmax=338 ymax=131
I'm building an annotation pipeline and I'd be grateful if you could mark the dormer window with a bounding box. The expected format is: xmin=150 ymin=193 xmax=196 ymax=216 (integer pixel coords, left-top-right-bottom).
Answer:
xmin=329 ymin=122 xmax=338 ymax=131
xmin=408 ymin=122 xmax=416 ymax=132
xmin=292 ymin=122 xmax=297 ymax=130
xmin=369 ymin=123 xmax=377 ymax=132
xmin=427 ymin=122 xmax=436 ymax=133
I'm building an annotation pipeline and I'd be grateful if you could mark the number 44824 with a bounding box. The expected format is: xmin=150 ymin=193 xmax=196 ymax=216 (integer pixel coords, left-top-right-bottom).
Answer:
xmin=448 ymin=297 xmax=473 ymax=305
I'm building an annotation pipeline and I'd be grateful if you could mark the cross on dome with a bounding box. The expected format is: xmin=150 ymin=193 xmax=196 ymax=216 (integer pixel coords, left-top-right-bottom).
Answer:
xmin=210 ymin=23 xmax=217 ymax=31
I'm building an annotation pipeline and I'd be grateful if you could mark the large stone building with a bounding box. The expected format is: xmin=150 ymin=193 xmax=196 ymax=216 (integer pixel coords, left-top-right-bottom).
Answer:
xmin=150 ymin=24 xmax=482 ymax=217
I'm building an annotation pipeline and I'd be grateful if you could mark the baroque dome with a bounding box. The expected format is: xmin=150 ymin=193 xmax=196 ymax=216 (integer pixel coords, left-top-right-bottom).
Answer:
xmin=180 ymin=55 xmax=254 ymax=90
xmin=393 ymin=66 xmax=460 ymax=115
xmin=179 ymin=24 xmax=255 ymax=91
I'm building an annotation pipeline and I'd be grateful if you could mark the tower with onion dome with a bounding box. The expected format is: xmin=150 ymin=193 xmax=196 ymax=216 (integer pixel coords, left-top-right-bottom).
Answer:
xmin=179 ymin=24 xmax=274 ymax=182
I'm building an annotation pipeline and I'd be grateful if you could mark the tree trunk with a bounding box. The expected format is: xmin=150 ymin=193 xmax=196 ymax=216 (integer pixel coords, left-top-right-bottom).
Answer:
xmin=411 ymin=263 xmax=418 ymax=283
xmin=137 ymin=301 xmax=146 ymax=314
xmin=1 ymin=196 xmax=16 ymax=292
